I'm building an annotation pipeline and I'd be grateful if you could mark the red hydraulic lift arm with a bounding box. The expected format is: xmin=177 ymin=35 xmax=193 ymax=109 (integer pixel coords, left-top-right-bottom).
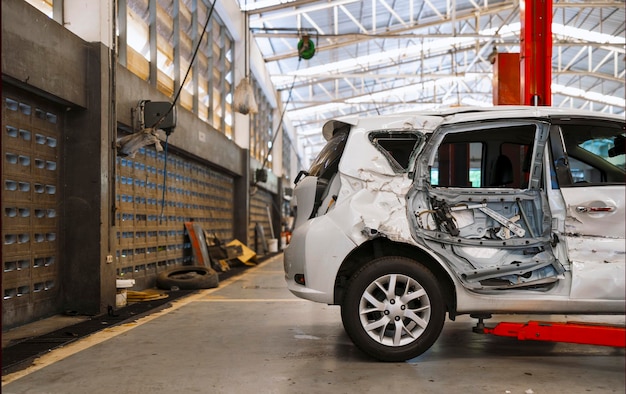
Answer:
xmin=484 ymin=321 xmax=626 ymax=347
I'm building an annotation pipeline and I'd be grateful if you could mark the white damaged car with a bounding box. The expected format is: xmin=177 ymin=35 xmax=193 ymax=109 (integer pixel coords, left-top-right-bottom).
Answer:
xmin=284 ymin=106 xmax=625 ymax=361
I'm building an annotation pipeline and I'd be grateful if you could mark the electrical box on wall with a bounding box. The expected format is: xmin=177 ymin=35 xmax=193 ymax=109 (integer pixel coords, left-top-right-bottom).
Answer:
xmin=143 ymin=101 xmax=176 ymax=134
xmin=255 ymin=168 xmax=268 ymax=183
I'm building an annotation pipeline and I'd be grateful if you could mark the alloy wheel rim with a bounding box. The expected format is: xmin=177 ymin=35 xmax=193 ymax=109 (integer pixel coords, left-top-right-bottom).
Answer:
xmin=358 ymin=273 xmax=431 ymax=347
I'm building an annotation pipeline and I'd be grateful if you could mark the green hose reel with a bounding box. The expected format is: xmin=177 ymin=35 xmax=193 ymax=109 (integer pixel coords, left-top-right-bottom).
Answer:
xmin=297 ymin=36 xmax=315 ymax=60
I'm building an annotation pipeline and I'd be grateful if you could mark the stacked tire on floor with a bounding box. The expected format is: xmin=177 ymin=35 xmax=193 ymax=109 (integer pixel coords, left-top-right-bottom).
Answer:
xmin=156 ymin=266 xmax=219 ymax=290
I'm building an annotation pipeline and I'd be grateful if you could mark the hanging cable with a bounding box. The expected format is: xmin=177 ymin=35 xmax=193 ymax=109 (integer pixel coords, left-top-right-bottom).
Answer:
xmin=158 ymin=133 xmax=170 ymax=223
xmin=155 ymin=0 xmax=217 ymax=221
xmin=244 ymin=0 xmax=249 ymax=79
xmin=254 ymin=59 xmax=302 ymax=186
xmin=151 ymin=1 xmax=216 ymax=131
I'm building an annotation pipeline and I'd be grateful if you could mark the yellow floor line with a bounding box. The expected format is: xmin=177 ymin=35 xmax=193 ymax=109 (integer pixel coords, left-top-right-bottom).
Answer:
xmin=2 ymin=254 xmax=283 ymax=386
xmin=198 ymin=298 xmax=308 ymax=302
xmin=249 ymin=270 xmax=285 ymax=274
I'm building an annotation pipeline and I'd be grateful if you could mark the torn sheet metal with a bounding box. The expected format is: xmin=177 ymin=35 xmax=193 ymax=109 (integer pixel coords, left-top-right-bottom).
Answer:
xmin=337 ymin=172 xmax=414 ymax=244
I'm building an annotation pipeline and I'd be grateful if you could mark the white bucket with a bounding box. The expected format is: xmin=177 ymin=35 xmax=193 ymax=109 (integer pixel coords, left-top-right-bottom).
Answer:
xmin=268 ymin=238 xmax=278 ymax=253
xmin=116 ymin=279 xmax=135 ymax=307
xmin=116 ymin=289 xmax=127 ymax=308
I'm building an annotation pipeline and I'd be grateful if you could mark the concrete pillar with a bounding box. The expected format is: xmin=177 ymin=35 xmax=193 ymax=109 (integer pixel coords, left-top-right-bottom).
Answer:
xmin=63 ymin=0 xmax=114 ymax=48
xmin=63 ymin=42 xmax=117 ymax=315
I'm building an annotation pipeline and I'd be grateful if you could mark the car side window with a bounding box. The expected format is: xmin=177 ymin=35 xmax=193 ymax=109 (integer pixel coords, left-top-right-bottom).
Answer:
xmin=430 ymin=125 xmax=535 ymax=189
xmin=430 ymin=142 xmax=483 ymax=187
xmin=369 ymin=131 xmax=421 ymax=172
xmin=552 ymin=122 xmax=625 ymax=186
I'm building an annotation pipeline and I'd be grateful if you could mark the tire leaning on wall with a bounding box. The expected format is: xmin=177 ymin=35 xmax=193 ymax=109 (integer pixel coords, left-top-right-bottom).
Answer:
xmin=156 ymin=266 xmax=219 ymax=290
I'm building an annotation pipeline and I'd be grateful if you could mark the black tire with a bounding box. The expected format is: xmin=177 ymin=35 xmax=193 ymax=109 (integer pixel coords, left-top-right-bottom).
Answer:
xmin=341 ymin=256 xmax=446 ymax=362
xmin=156 ymin=266 xmax=219 ymax=290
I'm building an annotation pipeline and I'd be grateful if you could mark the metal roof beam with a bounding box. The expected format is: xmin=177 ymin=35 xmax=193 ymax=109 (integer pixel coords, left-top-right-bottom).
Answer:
xmin=246 ymin=0 xmax=335 ymax=15
xmin=252 ymin=0 xmax=360 ymax=22
xmin=552 ymin=1 xmax=626 ymax=8
xmin=258 ymin=2 xmax=516 ymax=62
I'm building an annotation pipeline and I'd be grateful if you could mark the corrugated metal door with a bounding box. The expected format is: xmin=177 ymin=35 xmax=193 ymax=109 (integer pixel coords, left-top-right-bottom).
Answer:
xmin=249 ymin=188 xmax=275 ymax=254
xmin=115 ymin=144 xmax=235 ymax=287
xmin=2 ymin=88 xmax=63 ymax=328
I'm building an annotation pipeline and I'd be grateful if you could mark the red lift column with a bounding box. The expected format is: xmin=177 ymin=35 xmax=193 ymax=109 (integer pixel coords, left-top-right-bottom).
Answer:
xmin=492 ymin=52 xmax=521 ymax=105
xmin=520 ymin=0 xmax=552 ymax=106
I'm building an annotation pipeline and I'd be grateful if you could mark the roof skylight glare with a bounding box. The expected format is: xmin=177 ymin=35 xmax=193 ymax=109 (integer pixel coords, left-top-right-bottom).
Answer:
xmin=479 ymin=22 xmax=625 ymax=45
xmin=552 ymin=24 xmax=625 ymax=44
xmin=345 ymin=75 xmax=482 ymax=104
xmin=479 ymin=22 xmax=521 ymax=38
xmin=277 ymin=36 xmax=477 ymax=82
xmin=288 ymin=102 xmax=352 ymax=119
xmin=461 ymin=97 xmax=492 ymax=107
xmin=552 ymin=84 xmax=626 ymax=107
xmin=241 ymin=0 xmax=297 ymax=12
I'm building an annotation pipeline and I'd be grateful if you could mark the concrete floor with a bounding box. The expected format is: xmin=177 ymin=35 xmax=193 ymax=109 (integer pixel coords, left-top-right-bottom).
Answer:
xmin=2 ymin=254 xmax=625 ymax=394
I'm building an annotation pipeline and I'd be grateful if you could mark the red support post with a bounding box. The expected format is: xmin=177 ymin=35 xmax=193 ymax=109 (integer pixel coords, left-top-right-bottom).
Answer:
xmin=520 ymin=0 xmax=552 ymax=106
xmin=492 ymin=53 xmax=522 ymax=105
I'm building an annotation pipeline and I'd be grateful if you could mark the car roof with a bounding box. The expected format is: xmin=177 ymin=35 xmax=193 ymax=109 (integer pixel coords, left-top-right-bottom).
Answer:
xmin=322 ymin=106 xmax=625 ymax=140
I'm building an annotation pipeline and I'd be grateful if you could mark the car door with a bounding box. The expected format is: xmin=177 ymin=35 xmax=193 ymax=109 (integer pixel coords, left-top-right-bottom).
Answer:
xmin=407 ymin=118 xmax=564 ymax=291
xmin=547 ymin=118 xmax=625 ymax=299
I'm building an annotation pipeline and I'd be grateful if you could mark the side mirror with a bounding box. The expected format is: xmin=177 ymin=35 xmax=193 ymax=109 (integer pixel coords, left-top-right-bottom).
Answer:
xmin=608 ymin=135 xmax=624 ymax=157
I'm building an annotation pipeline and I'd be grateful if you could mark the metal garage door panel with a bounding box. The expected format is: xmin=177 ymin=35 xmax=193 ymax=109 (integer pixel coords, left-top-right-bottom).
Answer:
xmin=249 ymin=188 xmax=274 ymax=254
xmin=115 ymin=142 xmax=235 ymax=288
xmin=2 ymin=90 xmax=62 ymax=329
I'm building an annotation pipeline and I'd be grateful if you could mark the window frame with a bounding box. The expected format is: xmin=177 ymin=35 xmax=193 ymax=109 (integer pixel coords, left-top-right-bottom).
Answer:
xmin=549 ymin=119 xmax=626 ymax=188
xmin=420 ymin=120 xmax=547 ymax=191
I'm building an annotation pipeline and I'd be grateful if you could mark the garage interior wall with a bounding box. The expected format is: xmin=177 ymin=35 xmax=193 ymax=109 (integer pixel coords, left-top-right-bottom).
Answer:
xmin=2 ymin=0 xmax=285 ymax=329
xmin=114 ymin=145 xmax=236 ymax=289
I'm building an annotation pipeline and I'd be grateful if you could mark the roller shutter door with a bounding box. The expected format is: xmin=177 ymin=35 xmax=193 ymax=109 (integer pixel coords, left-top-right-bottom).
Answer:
xmin=115 ymin=144 xmax=234 ymax=287
xmin=2 ymin=89 xmax=63 ymax=328
xmin=249 ymin=188 xmax=275 ymax=254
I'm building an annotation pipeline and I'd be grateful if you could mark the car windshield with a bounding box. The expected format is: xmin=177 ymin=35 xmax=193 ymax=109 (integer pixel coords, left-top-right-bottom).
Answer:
xmin=308 ymin=129 xmax=349 ymax=178
xmin=578 ymin=133 xmax=625 ymax=171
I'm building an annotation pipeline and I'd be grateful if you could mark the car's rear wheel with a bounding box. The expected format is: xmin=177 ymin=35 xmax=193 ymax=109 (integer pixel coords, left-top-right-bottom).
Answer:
xmin=341 ymin=256 xmax=446 ymax=362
